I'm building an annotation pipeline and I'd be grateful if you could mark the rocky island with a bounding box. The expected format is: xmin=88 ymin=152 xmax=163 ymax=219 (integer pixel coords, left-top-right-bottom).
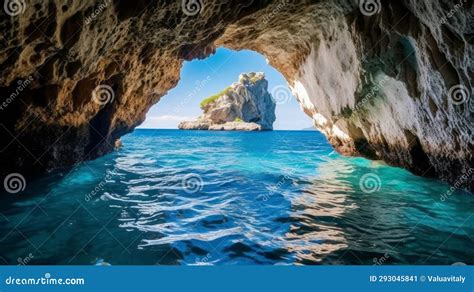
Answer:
xmin=178 ymin=73 xmax=276 ymax=131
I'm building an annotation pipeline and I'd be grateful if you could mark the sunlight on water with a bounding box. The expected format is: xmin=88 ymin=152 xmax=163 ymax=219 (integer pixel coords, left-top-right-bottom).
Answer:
xmin=0 ymin=129 xmax=472 ymax=265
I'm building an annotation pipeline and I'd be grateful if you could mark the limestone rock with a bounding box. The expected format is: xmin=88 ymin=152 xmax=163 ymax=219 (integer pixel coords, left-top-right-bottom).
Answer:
xmin=209 ymin=122 xmax=262 ymax=131
xmin=178 ymin=72 xmax=276 ymax=131
xmin=177 ymin=121 xmax=210 ymax=130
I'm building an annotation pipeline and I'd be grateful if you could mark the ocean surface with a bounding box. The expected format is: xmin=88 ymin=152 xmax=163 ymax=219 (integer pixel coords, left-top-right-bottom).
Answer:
xmin=0 ymin=129 xmax=472 ymax=265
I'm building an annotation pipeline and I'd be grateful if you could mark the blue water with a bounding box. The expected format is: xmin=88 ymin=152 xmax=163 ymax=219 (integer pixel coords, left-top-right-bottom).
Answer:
xmin=0 ymin=129 xmax=472 ymax=265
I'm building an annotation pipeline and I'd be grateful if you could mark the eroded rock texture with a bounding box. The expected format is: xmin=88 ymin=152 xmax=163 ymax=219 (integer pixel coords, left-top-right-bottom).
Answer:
xmin=178 ymin=72 xmax=276 ymax=130
xmin=0 ymin=0 xmax=472 ymax=191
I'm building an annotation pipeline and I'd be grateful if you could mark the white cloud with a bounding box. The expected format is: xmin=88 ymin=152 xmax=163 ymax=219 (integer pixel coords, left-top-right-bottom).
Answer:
xmin=148 ymin=115 xmax=193 ymax=122
xmin=138 ymin=115 xmax=194 ymax=129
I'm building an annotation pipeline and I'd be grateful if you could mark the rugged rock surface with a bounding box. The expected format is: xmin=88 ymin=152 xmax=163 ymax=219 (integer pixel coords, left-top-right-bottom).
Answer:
xmin=178 ymin=72 xmax=276 ymax=131
xmin=0 ymin=0 xmax=472 ymax=191
xmin=209 ymin=121 xmax=262 ymax=131
xmin=179 ymin=120 xmax=262 ymax=131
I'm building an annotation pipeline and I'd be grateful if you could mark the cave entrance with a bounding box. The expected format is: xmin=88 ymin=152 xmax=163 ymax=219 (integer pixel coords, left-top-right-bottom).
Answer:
xmin=138 ymin=48 xmax=313 ymax=130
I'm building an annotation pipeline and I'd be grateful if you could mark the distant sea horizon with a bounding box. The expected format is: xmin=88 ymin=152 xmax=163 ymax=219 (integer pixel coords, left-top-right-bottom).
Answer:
xmin=136 ymin=127 xmax=317 ymax=131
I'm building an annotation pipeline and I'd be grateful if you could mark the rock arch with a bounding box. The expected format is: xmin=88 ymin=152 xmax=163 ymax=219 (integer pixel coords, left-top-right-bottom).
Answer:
xmin=0 ymin=0 xmax=472 ymax=191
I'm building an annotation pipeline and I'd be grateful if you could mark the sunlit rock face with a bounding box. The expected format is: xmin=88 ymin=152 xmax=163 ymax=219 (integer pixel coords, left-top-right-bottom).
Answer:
xmin=179 ymin=72 xmax=276 ymax=131
xmin=0 ymin=0 xmax=472 ymax=191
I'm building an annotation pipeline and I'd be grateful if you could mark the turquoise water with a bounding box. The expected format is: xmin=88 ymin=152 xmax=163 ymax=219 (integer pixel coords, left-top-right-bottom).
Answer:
xmin=0 ymin=129 xmax=472 ymax=265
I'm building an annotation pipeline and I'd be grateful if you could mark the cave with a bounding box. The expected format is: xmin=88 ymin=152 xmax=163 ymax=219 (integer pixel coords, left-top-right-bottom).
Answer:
xmin=0 ymin=0 xmax=472 ymax=193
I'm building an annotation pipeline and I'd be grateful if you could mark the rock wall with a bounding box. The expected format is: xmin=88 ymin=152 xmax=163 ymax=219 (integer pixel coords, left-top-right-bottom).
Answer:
xmin=0 ymin=0 xmax=472 ymax=191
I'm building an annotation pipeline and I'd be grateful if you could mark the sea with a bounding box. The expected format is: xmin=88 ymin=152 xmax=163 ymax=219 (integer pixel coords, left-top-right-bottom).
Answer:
xmin=0 ymin=129 xmax=472 ymax=265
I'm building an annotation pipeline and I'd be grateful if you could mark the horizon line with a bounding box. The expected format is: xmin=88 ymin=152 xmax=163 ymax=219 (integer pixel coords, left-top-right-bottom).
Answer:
xmin=136 ymin=127 xmax=316 ymax=131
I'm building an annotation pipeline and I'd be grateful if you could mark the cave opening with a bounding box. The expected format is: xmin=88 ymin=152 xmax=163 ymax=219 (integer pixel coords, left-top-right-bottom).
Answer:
xmin=138 ymin=48 xmax=313 ymax=131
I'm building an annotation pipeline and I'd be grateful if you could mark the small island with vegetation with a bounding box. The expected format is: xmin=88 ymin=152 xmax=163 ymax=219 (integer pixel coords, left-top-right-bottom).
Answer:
xmin=178 ymin=72 xmax=276 ymax=131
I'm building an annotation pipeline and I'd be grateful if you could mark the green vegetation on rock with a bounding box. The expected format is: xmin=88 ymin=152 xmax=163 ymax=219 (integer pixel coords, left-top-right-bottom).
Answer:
xmin=200 ymin=87 xmax=233 ymax=108
xmin=250 ymin=76 xmax=261 ymax=83
xmin=234 ymin=117 xmax=243 ymax=122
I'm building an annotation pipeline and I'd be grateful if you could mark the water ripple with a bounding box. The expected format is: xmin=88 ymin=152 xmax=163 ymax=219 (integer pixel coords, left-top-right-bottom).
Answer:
xmin=140 ymin=227 xmax=244 ymax=247
xmin=0 ymin=130 xmax=472 ymax=265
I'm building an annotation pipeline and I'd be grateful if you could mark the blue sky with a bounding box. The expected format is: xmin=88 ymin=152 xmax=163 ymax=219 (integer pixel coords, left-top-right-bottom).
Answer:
xmin=139 ymin=48 xmax=313 ymax=130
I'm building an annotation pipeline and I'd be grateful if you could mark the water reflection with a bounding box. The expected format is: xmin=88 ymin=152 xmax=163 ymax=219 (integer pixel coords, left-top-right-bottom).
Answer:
xmin=0 ymin=130 xmax=472 ymax=265
xmin=280 ymin=158 xmax=355 ymax=263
